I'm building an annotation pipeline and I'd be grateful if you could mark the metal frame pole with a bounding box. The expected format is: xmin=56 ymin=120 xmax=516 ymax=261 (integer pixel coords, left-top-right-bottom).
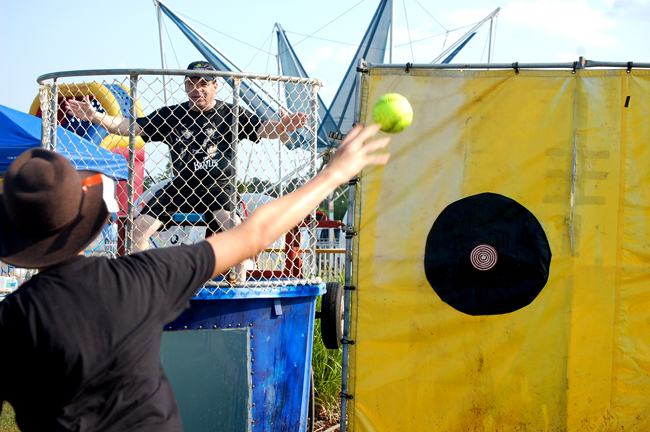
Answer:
xmin=430 ymin=7 xmax=500 ymax=64
xmin=156 ymin=3 xmax=169 ymax=105
xmin=230 ymin=78 xmax=241 ymax=283
xmin=48 ymin=82 xmax=59 ymax=151
xmin=309 ymin=83 xmax=320 ymax=275
xmin=126 ymin=74 xmax=139 ymax=254
xmin=488 ymin=17 xmax=494 ymax=63
xmin=339 ymin=57 xmax=368 ymax=432
xmin=39 ymin=86 xmax=50 ymax=150
xmin=340 ymin=178 xmax=358 ymax=432
xmin=389 ymin=0 xmax=394 ymax=64
xmin=276 ymin=34 xmax=284 ymax=198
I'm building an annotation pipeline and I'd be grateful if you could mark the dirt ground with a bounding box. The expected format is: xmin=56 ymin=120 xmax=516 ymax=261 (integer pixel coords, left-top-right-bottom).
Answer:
xmin=313 ymin=406 xmax=342 ymax=432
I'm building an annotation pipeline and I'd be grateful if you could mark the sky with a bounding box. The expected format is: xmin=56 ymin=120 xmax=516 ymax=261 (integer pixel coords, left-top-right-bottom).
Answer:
xmin=1 ymin=0 xmax=649 ymax=114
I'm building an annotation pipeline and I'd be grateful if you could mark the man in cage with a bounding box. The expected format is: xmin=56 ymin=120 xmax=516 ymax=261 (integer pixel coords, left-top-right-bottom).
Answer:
xmin=0 ymin=124 xmax=390 ymax=431
xmin=65 ymin=61 xmax=308 ymax=260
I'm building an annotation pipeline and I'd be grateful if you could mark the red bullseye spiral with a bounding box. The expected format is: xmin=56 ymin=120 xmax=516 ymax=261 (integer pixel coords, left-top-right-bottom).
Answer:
xmin=470 ymin=244 xmax=498 ymax=271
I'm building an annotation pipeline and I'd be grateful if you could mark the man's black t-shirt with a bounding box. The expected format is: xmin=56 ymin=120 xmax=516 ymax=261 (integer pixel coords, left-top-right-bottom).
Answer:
xmin=0 ymin=241 xmax=215 ymax=431
xmin=136 ymin=101 xmax=261 ymax=189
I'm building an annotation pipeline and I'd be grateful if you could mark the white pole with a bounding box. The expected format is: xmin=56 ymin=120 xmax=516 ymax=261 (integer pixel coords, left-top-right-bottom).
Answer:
xmin=488 ymin=17 xmax=494 ymax=63
xmin=389 ymin=0 xmax=394 ymax=64
xmin=155 ymin=1 xmax=169 ymax=105
xmin=430 ymin=7 xmax=500 ymax=64
xmin=276 ymin=24 xmax=284 ymax=197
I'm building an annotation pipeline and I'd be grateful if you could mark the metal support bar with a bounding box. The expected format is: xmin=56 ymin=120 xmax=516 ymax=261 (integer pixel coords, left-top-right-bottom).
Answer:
xmin=586 ymin=60 xmax=650 ymax=69
xmin=366 ymin=60 xmax=650 ymax=71
xmin=229 ymin=78 xmax=241 ymax=283
xmin=156 ymin=3 xmax=169 ymax=105
xmin=308 ymin=84 xmax=320 ymax=275
xmin=125 ymin=74 xmax=139 ymax=254
xmin=430 ymin=7 xmax=500 ymax=64
xmin=37 ymin=68 xmax=322 ymax=87
xmin=488 ymin=16 xmax=494 ymax=63
xmin=354 ymin=59 xmax=365 ymax=130
xmin=340 ymin=177 xmax=358 ymax=432
xmin=48 ymin=82 xmax=58 ymax=151
xmin=389 ymin=0 xmax=394 ymax=64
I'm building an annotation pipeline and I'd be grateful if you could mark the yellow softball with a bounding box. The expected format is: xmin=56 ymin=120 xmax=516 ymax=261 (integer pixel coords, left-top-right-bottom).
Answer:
xmin=372 ymin=93 xmax=413 ymax=133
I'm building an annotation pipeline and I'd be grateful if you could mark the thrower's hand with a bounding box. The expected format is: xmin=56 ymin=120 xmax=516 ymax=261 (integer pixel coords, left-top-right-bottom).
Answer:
xmin=324 ymin=123 xmax=390 ymax=184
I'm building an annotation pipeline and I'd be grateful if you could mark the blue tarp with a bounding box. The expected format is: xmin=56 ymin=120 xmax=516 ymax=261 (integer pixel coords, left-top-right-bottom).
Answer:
xmin=0 ymin=105 xmax=128 ymax=180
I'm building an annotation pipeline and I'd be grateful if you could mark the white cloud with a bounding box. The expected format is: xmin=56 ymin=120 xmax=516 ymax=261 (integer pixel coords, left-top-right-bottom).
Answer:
xmin=391 ymin=25 xmax=464 ymax=63
xmin=605 ymin=0 xmax=650 ymax=20
xmin=334 ymin=46 xmax=359 ymax=64
xmin=501 ymin=0 xmax=618 ymax=47
xmin=302 ymin=45 xmax=334 ymax=71
xmin=445 ymin=7 xmax=501 ymax=27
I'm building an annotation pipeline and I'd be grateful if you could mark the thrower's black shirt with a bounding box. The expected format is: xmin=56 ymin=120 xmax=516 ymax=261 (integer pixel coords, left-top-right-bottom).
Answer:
xmin=136 ymin=101 xmax=261 ymax=189
xmin=0 ymin=242 xmax=215 ymax=431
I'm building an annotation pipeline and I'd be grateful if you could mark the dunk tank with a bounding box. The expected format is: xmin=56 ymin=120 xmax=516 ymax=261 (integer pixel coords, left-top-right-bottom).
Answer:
xmin=341 ymin=60 xmax=650 ymax=431
xmin=35 ymin=69 xmax=325 ymax=431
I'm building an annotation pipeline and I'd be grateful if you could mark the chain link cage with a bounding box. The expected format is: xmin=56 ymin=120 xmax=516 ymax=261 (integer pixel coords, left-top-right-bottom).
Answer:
xmin=36 ymin=69 xmax=326 ymax=295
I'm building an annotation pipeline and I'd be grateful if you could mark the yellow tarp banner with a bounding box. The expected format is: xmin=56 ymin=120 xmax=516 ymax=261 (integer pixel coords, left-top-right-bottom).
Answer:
xmin=350 ymin=68 xmax=650 ymax=431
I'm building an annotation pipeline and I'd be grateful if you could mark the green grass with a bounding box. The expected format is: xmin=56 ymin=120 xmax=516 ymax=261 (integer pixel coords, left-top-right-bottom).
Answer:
xmin=0 ymin=402 xmax=19 ymax=432
xmin=311 ymin=271 xmax=346 ymax=423
xmin=312 ymin=298 xmax=344 ymax=422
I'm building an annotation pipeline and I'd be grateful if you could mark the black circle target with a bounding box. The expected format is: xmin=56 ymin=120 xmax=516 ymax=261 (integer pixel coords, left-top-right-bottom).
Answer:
xmin=424 ymin=192 xmax=551 ymax=316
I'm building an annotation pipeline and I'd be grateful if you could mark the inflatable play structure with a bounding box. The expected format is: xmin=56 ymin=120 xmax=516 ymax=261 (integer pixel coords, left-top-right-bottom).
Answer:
xmin=29 ymin=83 xmax=146 ymax=222
xmin=344 ymin=63 xmax=650 ymax=431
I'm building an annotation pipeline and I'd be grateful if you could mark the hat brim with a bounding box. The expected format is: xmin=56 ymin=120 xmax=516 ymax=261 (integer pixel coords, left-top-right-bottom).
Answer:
xmin=184 ymin=75 xmax=216 ymax=81
xmin=0 ymin=170 xmax=111 ymax=268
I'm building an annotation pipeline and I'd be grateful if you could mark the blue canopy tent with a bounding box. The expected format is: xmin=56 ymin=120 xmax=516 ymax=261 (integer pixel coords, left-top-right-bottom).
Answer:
xmin=0 ymin=105 xmax=128 ymax=180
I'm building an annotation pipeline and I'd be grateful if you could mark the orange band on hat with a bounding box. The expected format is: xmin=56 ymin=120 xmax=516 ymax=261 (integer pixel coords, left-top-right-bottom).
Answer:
xmin=82 ymin=173 xmax=103 ymax=191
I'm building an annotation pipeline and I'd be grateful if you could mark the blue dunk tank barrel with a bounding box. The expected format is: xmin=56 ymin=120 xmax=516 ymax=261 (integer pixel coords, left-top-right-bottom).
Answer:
xmin=160 ymin=283 xmax=325 ymax=432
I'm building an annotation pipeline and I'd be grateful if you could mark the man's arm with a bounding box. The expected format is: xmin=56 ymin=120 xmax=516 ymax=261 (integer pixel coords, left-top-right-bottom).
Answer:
xmin=65 ymin=95 xmax=142 ymax=136
xmin=206 ymin=124 xmax=389 ymax=278
xmin=257 ymin=111 xmax=308 ymax=141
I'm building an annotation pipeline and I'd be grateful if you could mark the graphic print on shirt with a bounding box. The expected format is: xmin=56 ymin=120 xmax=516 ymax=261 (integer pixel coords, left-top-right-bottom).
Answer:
xmin=171 ymin=118 xmax=231 ymax=185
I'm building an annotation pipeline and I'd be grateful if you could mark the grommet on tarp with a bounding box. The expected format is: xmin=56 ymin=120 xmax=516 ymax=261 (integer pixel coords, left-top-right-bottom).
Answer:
xmin=341 ymin=393 xmax=354 ymax=400
xmin=344 ymin=285 xmax=356 ymax=291
xmin=627 ymin=61 xmax=633 ymax=74
xmin=572 ymin=61 xmax=578 ymax=74
xmin=406 ymin=62 xmax=411 ymax=73
xmin=512 ymin=62 xmax=519 ymax=75
xmin=348 ymin=177 xmax=360 ymax=186
xmin=341 ymin=338 xmax=355 ymax=345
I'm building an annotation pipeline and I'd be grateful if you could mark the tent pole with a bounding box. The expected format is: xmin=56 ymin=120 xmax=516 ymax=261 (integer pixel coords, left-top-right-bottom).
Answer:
xmin=276 ymin=23 xmax=284 ymax=196
xmin=155 ymin=1 xmax=169 ymax=105
xmin=430 ymin=7 xmax=500 ymax=64
xmin=389 ymin=0 xmax=394 ymax=63
xmin=488 ymin=16 xmax=494 ymax=63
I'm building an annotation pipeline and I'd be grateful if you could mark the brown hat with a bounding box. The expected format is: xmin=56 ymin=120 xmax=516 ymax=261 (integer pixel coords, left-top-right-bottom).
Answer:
xmin=0 ymin=148 xmax=112 ymax=268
